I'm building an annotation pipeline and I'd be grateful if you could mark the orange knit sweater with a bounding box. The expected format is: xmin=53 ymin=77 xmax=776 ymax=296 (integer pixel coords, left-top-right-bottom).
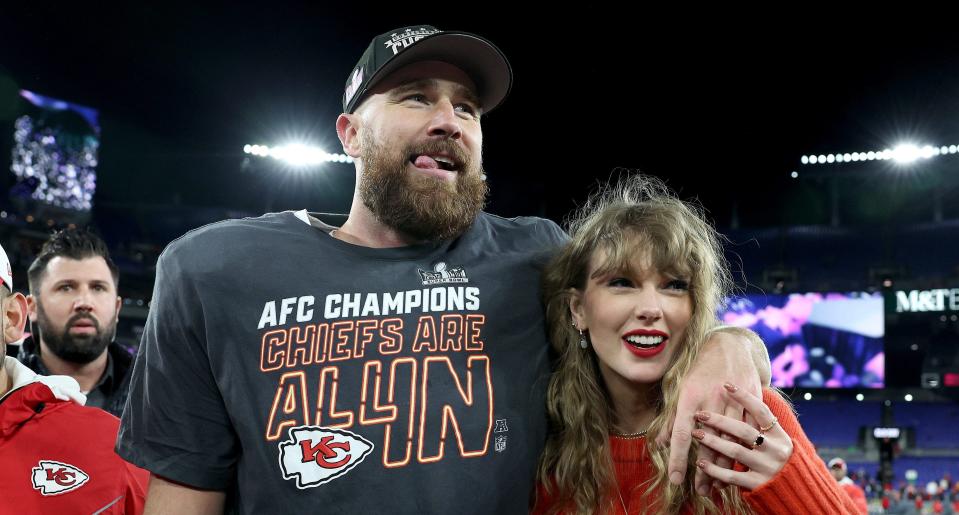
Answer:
xmin=534 ymin=389 xmax=861 ymax=514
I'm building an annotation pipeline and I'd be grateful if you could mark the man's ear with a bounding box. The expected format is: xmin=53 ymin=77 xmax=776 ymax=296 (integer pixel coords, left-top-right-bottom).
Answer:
xmin=3 ymin=292 xmax=28 ymax=343
xmin=336 ymin=113 xmax=363 ymax=158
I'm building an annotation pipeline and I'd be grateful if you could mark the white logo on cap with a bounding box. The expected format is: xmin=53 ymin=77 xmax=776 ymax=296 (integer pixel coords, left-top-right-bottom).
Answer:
xmin=384 ymin=27 xmax=439 ymax=55
xmin=345 ymin=66 xmax=364 ymax=104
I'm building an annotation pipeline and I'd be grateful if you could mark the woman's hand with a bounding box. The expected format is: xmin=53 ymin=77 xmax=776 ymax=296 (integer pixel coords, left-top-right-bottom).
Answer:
xmin=691 ymin=383 xmax=793 ymax=491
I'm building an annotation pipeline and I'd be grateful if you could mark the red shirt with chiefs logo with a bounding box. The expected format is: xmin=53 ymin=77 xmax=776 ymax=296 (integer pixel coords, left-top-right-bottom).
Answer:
xmin=0 ymin=357 xmax=148 ymax=514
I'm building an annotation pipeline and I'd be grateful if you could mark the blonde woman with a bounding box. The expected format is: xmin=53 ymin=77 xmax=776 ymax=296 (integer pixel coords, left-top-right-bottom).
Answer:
xmin=534 ymin=175 xmax=859 ymax=514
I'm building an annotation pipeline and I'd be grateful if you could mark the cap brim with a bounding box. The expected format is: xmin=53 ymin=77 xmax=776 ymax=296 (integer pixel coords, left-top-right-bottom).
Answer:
xmin=355 ymin=31 xmax=512 ymax=115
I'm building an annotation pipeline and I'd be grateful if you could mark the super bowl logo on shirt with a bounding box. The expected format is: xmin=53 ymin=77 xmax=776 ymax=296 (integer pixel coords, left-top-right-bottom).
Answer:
xmin=418 ymin=262 xmax=468 ymax=285
xmin=279 ymin=426 xmax=374 ymax=489
xmin=31 ymin=460 xmax=90 ymax=496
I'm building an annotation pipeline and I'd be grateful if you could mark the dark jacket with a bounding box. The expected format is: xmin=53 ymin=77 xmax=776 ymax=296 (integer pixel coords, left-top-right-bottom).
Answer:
xmin=17 ymin=335 xmax=134 ymax=417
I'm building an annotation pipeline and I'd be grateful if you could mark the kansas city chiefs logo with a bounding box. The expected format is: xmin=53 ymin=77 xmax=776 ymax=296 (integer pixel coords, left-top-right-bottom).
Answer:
xmin=31 ymin=460 xmax=89 ymax=496
xmin=278 ymin=426 xmax=373 ymax=489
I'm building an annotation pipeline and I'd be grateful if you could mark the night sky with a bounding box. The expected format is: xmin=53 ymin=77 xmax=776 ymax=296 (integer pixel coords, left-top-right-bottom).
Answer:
xmin=3 ymin=6 xmax=959 ymax=228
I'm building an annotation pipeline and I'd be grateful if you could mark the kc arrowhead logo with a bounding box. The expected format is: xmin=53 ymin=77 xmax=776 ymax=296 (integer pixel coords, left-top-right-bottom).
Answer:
xmin=278 ymin=426 xmax=374 ymax=489
xmin=32 ymin=460 xmax=90 ymax=496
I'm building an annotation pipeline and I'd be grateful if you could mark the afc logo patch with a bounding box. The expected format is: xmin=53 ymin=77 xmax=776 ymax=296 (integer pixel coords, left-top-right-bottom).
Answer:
xmin=278 ymin=426 xmax=374 ymax=489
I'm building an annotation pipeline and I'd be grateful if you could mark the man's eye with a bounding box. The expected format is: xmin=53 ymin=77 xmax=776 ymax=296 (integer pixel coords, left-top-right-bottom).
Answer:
xmin=455 ymin=103 xmax=477 ymax=115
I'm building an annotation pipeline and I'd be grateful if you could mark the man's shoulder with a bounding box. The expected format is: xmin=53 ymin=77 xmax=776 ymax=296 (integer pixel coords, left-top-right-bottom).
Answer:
xmin=47 ymin=397 xmax=121 ymax=428
xmin=157 ymin=211 xmax=307 ymax=273
xmin=7 ymin=386 xmax=120 ymax=436
xmin=108 ymin=342 xmax=135 ymax=368
xmin=473 ymin=212 xmax=568 ymax=246
xmin=17 ymin=398 xmax=148 ymax=491
xmin=166 ymin=211 xmax=297 ymax=251
xmin=107 ymin=343 xmax=135 ymax=404
xmin=477 ymin=211 xmax=562 ymax=231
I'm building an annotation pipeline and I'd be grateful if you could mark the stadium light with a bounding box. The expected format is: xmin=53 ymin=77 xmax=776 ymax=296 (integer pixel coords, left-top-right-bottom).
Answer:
xmin=243 ymin=143 xmax=354 ymax=167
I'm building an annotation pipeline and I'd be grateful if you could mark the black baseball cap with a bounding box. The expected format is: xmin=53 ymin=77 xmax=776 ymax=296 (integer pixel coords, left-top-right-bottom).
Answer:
xmin=342 ymin=25 xmax=512 ymax=115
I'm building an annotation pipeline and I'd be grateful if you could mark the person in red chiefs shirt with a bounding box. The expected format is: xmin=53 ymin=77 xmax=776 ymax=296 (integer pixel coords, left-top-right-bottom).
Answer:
xmin=828 ymin=457 xmax=869 ymax=515
xmin=0 ymin=242 xmax=148 ymax=514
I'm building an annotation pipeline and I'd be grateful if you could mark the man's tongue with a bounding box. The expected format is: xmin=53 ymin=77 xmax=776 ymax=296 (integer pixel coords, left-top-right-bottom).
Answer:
xmin=413 ymin=155 xmax=439 ymax=169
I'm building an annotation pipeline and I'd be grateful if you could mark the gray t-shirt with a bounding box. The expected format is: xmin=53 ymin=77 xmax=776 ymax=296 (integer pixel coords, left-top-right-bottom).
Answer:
xmin=117 ymin=210 xmax=567 ymax=514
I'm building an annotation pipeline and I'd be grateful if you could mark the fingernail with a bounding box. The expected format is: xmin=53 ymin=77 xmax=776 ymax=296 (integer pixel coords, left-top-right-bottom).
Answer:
xmin=691 ymin=429 xmax=705 ymax=440
xmin=723 ymin=382 xmax=738 ymax=392
xmin=697 ymin=485 xmax=710 ymax=495
xmin=670 ymin=472 xmax=683 ymax=484
xmin=696 ymin=459 xmax=707 ymax=469
xmin=695 ymin=411 xmax=710 ymax=421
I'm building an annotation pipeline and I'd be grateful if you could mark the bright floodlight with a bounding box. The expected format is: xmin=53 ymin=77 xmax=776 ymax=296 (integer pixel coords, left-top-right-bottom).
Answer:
xmin=802 ymin=141 xmax=957 ymax=166
xmin=892 ymin=144 xmax=921 ymax=164
xmin=243 ymin=143 xmax=354 ymax=167
xmin=271 ymin=143 xmax=328 ymax=167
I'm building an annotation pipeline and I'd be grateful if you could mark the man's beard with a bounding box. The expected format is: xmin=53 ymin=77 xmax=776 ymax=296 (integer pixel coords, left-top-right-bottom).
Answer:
xmin=36 ymin=300 xmax=115 ymax=365
xmin=358 ymin=131 xmax=488 ymax=242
